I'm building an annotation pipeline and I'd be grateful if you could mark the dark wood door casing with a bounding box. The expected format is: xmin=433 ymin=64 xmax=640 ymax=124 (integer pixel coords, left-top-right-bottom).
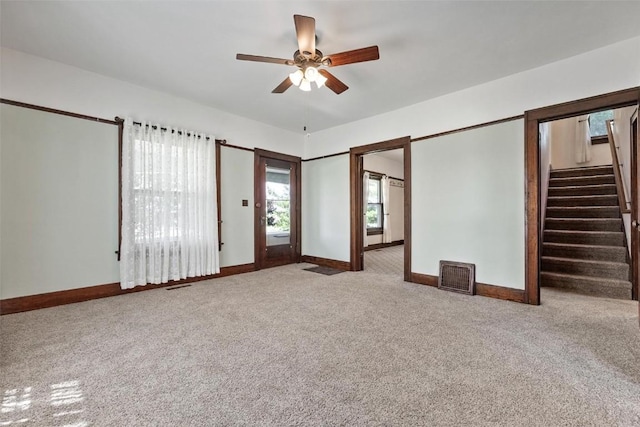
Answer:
xmin=349 ymin=136 xmax=412 ymax=281
xmin=631 ymin=112 xmax=639 ymax=302
xmin=254 ymin=148 xmax=302 ymax=270
xmin=524 ymin=87 xmax=640 ymax=306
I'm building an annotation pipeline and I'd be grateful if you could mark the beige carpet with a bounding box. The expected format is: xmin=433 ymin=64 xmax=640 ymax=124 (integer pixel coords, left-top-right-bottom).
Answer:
xmin=364 ymin=244 xmax=403 ymax=276
xmin=1 ymin=263 xmax=640 ymax=426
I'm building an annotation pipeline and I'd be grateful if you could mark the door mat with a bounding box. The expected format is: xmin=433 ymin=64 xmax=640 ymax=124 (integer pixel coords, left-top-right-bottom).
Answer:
xmin=304 ymin=266 xmax=345 ymax=276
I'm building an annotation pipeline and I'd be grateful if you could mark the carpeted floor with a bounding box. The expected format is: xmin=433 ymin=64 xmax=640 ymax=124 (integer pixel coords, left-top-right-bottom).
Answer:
xmin=364 ymin=244 xmax=403 ymax=276
xmin=1 ymin=263 xmax=640 ymax=426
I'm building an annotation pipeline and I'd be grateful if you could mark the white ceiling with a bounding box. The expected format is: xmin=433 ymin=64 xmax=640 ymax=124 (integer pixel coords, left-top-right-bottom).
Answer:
xmin=374 ymin=149 xmax=403 ymax=163
xmin=2 ymin=1 xmax=639 ymax=134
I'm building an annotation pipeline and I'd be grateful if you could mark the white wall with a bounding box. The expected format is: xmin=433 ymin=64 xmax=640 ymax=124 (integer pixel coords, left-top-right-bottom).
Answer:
xmin=302 ymin=156 xmax=350 ymax=262
xmin=363 ymin=153 xmax=404 ymax=246
xmin=412 ymin=120 xmax=525 ymax=289
xmin=1 ymin=104 xmax=119 ymax=299
xmin=219 ymin=146 xmax=254 ymax=267
xmin=301 ymin=37 xmax=640 ymax=280
xmin=550 ymin=116 xmax=612 ymax=169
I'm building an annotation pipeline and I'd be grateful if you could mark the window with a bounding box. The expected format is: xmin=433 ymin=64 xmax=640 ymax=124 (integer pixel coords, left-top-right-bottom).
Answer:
xmin=589 ymin=109 xmax=614 ymax=144
xmin=131 ymin=139 xmax=189 ymax=243
xmin=366 ymin=175 xmax=383 ymax=235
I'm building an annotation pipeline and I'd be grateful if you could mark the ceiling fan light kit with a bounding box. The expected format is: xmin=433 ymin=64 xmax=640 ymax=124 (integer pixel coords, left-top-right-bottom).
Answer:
xmin=236 ymin=14 xmax=380 ymax=94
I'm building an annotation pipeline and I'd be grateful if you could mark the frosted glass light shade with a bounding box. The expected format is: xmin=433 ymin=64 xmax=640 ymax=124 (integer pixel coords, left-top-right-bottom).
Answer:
xmin=299 ymin=78 xmax=312 ymax=91
xmin=304 ymin=66 xmax=319 ymax=82
xmin=289 ymin=69 xmax=304 ymax=86
xmin=315 ymin=73 xmax=327 ymax=88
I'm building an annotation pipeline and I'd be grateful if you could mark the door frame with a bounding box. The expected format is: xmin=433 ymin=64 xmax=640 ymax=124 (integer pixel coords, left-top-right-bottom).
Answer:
xmin=350 ymin=136 xmax=411 ymax=281
xmin=254 ymin=148 xmax=302 ymax=270
xmin=524 ymin=87 xmax=640 ymax=305
xmin=631 ymin=110 xmax=639 ymax=301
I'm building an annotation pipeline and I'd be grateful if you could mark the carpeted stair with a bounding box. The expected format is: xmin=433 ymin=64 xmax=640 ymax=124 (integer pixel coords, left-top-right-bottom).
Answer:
xmin=541 ymin=165 xmax=632 ymax=299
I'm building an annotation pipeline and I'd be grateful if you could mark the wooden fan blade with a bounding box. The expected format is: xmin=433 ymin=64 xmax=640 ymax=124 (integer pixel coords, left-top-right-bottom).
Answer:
xmin=272 ymin=77 xmax=293 ymax=94
xmin=325 ymin=46 xmax=379 ymax=67
xmin=318 ymin=69 xmax=348 ymax=94
xmin=294 ymin=15 xmax=316 ymax=57
xmin=236 ymin=54 xmax=293 ymax=66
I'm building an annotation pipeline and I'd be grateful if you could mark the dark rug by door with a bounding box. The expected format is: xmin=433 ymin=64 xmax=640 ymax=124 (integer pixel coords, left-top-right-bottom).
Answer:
xmin=303 ymin=265 xmax=345 ymax=275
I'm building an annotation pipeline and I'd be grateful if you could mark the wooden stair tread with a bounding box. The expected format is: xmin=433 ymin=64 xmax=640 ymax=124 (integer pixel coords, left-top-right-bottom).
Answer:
xmin=544 ymin=230 xmax=623 ymax=235
xmin=541 ymin=256 xmax=628 ymax=267
xmin=548 ymin=194 xmax=616 ymax=200
xmin=545 ymin=217 xmax=621 ymax=222
xmin=549 ymin=175 xmax=615 ymax=187
xmin=542 ymin=242 xmax=626 ymax=250
xmin=550 ymin=165 xmax=613 ymax=173
xmin=541 ymin=271 xmax=631 ymax=287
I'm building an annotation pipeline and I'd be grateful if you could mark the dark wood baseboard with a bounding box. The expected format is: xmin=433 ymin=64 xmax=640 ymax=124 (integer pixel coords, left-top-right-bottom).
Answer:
xmin=301 ymin=255 xmax=351 ymax=271
xmin=364 ymin=240 xmax=404 ymax=251
xmin=0 ymin=263 xmax=256 ymax=315
xmin=409 ymin=272 xmax=439 ymax=287
xmin=409 ymin=272 xmax=526 ymax=304
xmin=475 ymin=283 xmax=526 ymax=303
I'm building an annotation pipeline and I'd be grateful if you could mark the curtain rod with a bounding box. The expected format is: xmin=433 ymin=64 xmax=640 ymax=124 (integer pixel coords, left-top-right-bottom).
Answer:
xmin=131 ymin=120 xmax=226 ymax=143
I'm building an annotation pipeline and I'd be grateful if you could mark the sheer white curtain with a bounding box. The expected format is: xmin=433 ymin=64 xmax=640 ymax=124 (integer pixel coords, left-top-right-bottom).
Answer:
xmin=120 ymin=118 xmax=220 ymax=289
xmin=381 ymin=175 xmax=391 ymax=243
xmin=575 ymin=114 xmax=592 ymax=164
xmin=363 ymin=171 xmax=370 ymax=248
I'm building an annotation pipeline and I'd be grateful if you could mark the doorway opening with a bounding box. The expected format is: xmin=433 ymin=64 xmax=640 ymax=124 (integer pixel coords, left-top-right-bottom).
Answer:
xmin=362 ymin=149 xmax=405 ymax=275
xmin=349 ymin=136 xmax=411 ymax=281
xmin=254 ymin=148 xmax=301 ymax=270
xmin=525 ymin=88 xmax=640 ymax=305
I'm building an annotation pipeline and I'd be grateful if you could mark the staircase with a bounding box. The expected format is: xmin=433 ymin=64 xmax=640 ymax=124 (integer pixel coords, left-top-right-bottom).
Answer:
xmin=541 ymin=165 xmax=632 ymax=299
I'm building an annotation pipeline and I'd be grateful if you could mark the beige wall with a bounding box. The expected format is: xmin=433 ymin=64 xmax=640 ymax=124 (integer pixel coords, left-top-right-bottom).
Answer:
xmin=540 ymin=122 xmax=552 ymax=230
xmin=550 ymin=116 xmax=612 ymax=169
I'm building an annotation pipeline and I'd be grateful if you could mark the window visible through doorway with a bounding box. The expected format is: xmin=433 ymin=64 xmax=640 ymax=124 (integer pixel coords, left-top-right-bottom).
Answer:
xmin=589 ymin=109 xmax=614 ymax=144
xmin=366 ymin=174 xmax=383 ymax=235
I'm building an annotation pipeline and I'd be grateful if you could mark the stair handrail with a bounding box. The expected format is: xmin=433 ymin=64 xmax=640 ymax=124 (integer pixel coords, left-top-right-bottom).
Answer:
xmin=605 ymin=119 xmax=631 ymax=214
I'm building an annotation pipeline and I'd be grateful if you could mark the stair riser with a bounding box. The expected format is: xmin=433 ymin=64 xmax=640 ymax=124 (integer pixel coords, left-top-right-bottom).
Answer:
xmin=547 ymin=196 xmax=618 ymax=207
xmin=549 ymin=175 xmax=615 ymax=187
xmin=544 ymin=219 xmax=622 ymax=232
xmin=548 ymin=185 xmax=617 ymax=197
xmin=541 ymin=273 xmax=631 ymax=300
xmin=550 ymin=167 xmax=614 ymax=179
xmin=544 ymin=231 xmax=625 ymax=246
xmin=546 ymin=207 xmax=620 ymax=218
xmin=542 ymin=259 xmax=629 ymax=280
xmin=542 ymin=244 xmax=627 ymax=263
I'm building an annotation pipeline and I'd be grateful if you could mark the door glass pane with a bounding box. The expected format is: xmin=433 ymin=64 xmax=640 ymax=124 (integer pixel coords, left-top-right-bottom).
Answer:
xmin=266 ymin=166 xmax=290 ymax=246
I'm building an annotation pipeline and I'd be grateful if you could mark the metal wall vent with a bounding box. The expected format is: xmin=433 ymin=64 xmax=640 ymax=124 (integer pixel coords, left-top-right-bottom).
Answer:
xmin=438 ymin=261 xmax=475 ymax=295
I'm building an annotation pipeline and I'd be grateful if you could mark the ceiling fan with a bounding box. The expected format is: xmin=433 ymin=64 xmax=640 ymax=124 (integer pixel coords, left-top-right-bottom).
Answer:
xmin=236 ymin=14 xmax=379 ymax=95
